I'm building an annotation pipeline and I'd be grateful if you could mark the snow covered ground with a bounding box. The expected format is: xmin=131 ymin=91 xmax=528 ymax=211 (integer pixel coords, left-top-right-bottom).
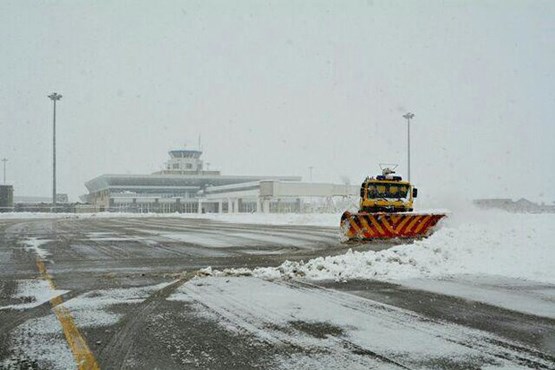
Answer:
xmin=2 ymin=206 xmax=553 ymax=285
xmin=1 ymin=207 xmax=552 ymax=368
xmin=21 ymin=238 xmax=52 ymax=260
xmin=0 ymin=280 xmax=68 ymax=311
xmin=2 ymin=205 xmax=553 ymax=317
xmin=199 ymin=206 xmax=555 ymax=317
xmin=0 ymin=210 xmax=341 ymax=226
xmin=197 ymin=208 xmax=555 ymax=285
xmin=167 ymin=277 xmax=552 ymax=368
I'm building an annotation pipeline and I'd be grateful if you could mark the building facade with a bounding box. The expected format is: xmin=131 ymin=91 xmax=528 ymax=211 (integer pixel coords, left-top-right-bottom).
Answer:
xmin=84 ymin=149 xmax=358 ymax=213
xmin=85 ymin=150 xmax=300 ymax=213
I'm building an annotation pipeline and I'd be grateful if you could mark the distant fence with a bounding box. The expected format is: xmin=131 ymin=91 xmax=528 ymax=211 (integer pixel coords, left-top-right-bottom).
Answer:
xmin=0 ymin=196 xmax=359 ymax=214
xmin=0 ymin=204 xmax=81 ymax=213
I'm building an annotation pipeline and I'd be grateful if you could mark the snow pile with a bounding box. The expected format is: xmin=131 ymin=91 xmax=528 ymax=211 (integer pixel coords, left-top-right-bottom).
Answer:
xmin=204 ymin=210 xmax=555 ymax=284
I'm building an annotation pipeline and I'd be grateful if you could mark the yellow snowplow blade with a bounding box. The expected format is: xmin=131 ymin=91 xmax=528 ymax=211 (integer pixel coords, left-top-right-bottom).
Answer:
xmin=340 ymin=211 xmax=445 ymax=241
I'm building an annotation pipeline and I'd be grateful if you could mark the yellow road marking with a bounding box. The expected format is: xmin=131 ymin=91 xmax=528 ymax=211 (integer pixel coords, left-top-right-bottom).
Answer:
xmin=36 ymin=260 xmax=100 ymax=370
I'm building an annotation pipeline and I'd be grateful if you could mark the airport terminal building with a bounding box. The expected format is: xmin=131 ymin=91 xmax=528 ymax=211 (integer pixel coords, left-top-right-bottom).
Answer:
xmin=84 ymin=150 xmax=357 ymax=213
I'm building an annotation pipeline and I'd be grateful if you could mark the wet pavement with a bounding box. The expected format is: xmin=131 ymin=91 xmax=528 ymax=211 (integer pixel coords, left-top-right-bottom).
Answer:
xmin=0 ymin=217 xmax=553 ymax=369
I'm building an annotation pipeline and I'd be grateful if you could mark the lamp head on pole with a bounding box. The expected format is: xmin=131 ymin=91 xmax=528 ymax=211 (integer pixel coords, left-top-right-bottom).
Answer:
xmin=403 ymin=112 xmax=415 ymax=120
xmin=48 ymin=92 xmax=62 ymax=101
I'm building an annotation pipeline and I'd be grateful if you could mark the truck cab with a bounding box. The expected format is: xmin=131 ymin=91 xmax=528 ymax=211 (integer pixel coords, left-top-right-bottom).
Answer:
xmin=359 ymin=170 xmax=417 ymax=213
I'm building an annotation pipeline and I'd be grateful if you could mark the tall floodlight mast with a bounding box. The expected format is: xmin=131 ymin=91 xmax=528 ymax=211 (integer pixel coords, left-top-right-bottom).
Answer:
xmin=48 ymin=92 xmax=62 ymax=211
xmin=402 ymin=112 xmax=415 ymax=182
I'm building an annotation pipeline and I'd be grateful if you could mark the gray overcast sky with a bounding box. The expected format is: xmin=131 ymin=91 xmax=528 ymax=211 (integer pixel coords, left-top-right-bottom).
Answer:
xmin=1 ymin=0 xmax=554 ymax=204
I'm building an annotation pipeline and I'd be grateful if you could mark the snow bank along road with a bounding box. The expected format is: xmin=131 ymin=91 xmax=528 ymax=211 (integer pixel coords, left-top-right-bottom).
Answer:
xmin=0 ymin=216 xmax=553 ymax=369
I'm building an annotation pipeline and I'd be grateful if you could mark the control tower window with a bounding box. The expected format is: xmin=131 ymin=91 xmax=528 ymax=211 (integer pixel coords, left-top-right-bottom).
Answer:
xmin=172 ymin=163 xmax=179 ymax=169
xmin=186 ymin=164 xmax=193 ymax=169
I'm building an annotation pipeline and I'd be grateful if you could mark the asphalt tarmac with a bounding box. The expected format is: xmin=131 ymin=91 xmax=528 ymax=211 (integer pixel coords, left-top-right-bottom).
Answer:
xmin=0 ymin=217 xmax=553 ymax=369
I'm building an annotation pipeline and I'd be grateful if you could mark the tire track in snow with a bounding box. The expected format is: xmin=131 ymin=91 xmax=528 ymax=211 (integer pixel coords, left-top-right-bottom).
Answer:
xmin=98 ymin=273 xmax=197 ymax=369
xmin=169 ymin=277 xmax=553 ymax=369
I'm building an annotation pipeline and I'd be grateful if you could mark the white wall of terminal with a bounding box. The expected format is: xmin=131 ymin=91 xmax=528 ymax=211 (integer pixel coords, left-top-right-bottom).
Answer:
xmin=259 ymin=181 xmax=357 ymax=197
xmin=202 ymin=180 xmax=359 ymax=213
xmin=104 ymin=180 xmax=358 ymax=214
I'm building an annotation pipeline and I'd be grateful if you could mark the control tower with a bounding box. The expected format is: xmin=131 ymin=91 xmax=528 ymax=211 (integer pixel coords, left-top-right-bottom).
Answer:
xmin=154 ymin=150 xmax=220 ymax=175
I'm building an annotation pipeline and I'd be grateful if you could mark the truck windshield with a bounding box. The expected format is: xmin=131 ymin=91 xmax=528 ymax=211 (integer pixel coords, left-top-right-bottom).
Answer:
xmin=366 ymin=183 xmax=409 ymax=199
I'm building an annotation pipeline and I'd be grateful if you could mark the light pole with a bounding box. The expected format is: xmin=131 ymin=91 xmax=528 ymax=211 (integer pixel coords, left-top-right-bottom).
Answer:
xmin=1 ymin=158 xmax=7 ymax=184
xmin=402 ymin=112 xmax=415 ymax=182
xmin=48 ymin=92 xmax=62 ymax=211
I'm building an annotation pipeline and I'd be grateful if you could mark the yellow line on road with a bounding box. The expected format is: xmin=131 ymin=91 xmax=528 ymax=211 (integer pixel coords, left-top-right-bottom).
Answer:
xmin=36 ymin=260 xmax=100 ymax=370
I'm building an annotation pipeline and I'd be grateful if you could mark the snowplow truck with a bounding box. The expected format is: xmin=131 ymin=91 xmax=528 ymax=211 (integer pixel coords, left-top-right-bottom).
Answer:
xmin=341 ymin=168 xmax=445 ymax=241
